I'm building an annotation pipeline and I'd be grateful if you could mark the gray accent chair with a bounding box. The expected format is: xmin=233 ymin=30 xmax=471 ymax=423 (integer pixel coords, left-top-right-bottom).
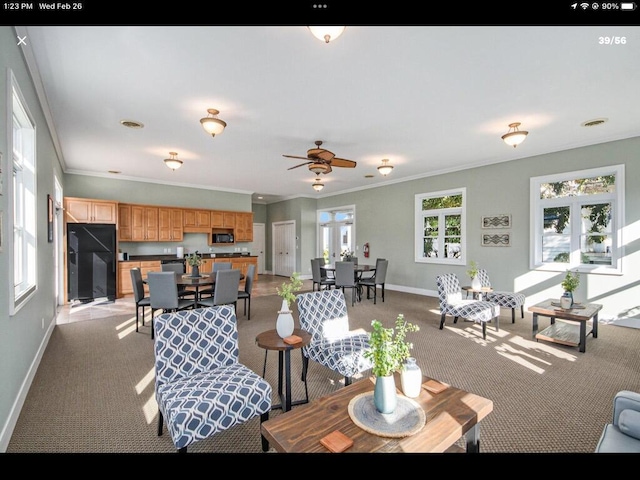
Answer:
xmin=154 ymin=305 xmax=272 ymax=453
xmin=296 ymin=289 xmax=372 ymax=386
xmin=147 ymin=271 xmax=197 ymax=339
xmin=436 ymin=273 xmax=500 ymax=340
xmin=595 ymin=390 xmax=640 ymax=453
xmin=130 ymin=267 xmax=151 ymax=332
xmin=237 ymin=264 xmax=255 ymax=320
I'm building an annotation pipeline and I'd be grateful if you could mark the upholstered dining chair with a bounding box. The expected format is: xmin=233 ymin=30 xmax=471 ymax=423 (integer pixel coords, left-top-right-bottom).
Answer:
xmin=358 ymin=258 xmax=388 ymax=304
xmin=311 ymin=258 xmax=335 ymax=291
xmin=197 ymin=262 xmax=232 ymax=298
xmin=154 ymin=305 xmax=272 ymax=453
xmin=296 ymin=289 xmax=372 ymax=387
xmin=197 ymin=268 xmax=240 ymax=311
xmin=147 ymin=271 xmax=197 ymax=339
xmin=476 ymin=268 xmax=526 ymax=323
xmin=334 ymin=261 xmax=359 ymax=306
xmin=436 ymin=273 xmax=500 ymax=340
xmin=130 ymin=267 xmax=151 ymax=332
xmin=161 ymin=262 xmax=196 ymax=300
xmin=237 ymin=264 xmax=255 ymax=319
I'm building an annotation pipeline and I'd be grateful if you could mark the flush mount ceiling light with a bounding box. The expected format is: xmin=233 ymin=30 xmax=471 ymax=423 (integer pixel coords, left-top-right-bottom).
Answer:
xmin=312 ymin=178 xmax=325 ymax=192
xmin=308 ymin=26 xmax=346 ymax=44
xmin=164 ymin=151 xmax=183 ymax=171
xmin=200 ymin=108 xmax=227 ymax=137
xmin=501 ymin=122 xmax=528 ymax=148
xmin=377 ymin=158 xmax=394 ymax=176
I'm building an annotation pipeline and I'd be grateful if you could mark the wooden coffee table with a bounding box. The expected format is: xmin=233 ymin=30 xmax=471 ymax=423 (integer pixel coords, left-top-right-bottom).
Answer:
xmin=261 ymin=374 xmax=493 ymax=453
xmin=528 ymin=299 xmax=603 ymax=353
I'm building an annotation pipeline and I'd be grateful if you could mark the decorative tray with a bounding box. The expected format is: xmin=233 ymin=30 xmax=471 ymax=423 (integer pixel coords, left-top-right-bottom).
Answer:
xmin=550 ymin=301 xmax=585 ymax=310
xmin=347 ymin=392 xmax=425 ymax=438
xmin=182 ymin=275 xmax=206 ymax=279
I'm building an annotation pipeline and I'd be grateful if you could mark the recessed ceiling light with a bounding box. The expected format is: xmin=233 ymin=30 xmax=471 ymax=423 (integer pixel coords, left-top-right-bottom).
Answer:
xmin=365 ymin=174 xmax=375 ymax=178
xmin=120 ymin=119 xmax=144 ymax=129
xmin=108 ymin=170 xmax=121 ymax=174
xmin=581 ymin=118 xmax=608 ymax=127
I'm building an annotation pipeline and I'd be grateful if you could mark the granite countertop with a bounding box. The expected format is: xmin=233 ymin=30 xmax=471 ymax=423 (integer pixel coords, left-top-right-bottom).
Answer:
xmin=122 ymin=253 xmax=255 ymax=262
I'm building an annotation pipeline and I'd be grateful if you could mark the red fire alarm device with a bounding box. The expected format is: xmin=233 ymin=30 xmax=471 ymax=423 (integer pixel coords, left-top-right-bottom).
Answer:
xmin=363 ymin=243 xmax=370 ymax=258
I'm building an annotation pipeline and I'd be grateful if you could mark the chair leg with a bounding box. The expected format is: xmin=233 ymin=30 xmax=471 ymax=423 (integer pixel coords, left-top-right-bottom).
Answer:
xmin=482 ymin=322 xmax=487 ymax=340
xmin=373 ymin=285 xmax=377 ymax=305
xmin=135 ymin=306 xmax=139 ymax=332
xmin=157 ymin=410 xmax=164 ymax=436
xmin=345 ymin=376 xmax=352 ymax=387
xmin=511 ymin=308 xmax=516 ymax=323
xmin=247 ymin=297 xmax=251 ymax=320
xmin=439 ymin=313 xmax=446 ymax=330
xmin=495 ymin=316 xmax=499 ymax=331
xmin=178 ymin=447 xmax=187 ymax=454
xmin=142 ymin=306 xmax=146 ymax=326
xmin=521 ymin=305 xmax=524 ymax=318
xmin=381 ymin=284 xmax=384 ymax=302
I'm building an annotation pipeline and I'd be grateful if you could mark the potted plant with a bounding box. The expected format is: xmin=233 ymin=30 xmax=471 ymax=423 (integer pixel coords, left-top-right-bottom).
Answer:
xmin=186 ymin=253 xmax=203 ymax=277
xmin=467 ymin=260 xmax=481 ymax=290
xmin=364 ymin=314 xmax=420 ymax=413
xmin=561 ymin=270 xmax=580 ymax=307
xmin=275 ymin=272 xmax=303 ymax=338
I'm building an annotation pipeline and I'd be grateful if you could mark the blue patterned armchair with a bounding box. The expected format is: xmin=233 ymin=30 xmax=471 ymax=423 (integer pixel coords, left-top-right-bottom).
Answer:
xmin=296 ymin=289 xmax=372 ymax=386
xmin=154 ymin=305 xmax=272 ymax=453
xmin=436 ymin=273 xmax=500 ymax=340
xmin=477 ymin=268 xmax=526 ymax=323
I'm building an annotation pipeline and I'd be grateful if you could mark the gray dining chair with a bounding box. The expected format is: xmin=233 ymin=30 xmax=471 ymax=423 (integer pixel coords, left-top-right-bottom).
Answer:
xmin=311 ymin=258 xmax=335 ymax=291
xmin=358 ymin=258 xmax=388 ymax=304
xmin=334 ymin=261 xmax=359 ymax=307
xmin=237 ymin=264 xmax=255 ymax=320
xmin=130 ymin=267 xmax=151 ymax=332
xmin=147 ymin=271 xmax=197 ymax=339
xmin=161 ymin=262 xmax=196 ymax=299
xmin=198 ymin=262 xmax=232 ymax=298
xmin=198 ymin=269 xmax=241 ymax=311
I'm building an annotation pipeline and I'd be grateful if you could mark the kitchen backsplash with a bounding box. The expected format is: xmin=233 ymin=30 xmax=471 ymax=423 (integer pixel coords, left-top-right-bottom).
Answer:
xmin=119 ymin=233 xmax=251 ymax=257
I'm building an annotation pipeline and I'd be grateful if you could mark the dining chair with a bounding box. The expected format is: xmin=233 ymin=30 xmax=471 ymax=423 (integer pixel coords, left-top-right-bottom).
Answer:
xmin=318 ymin=257 xmax=334 ymax=279
xmin=436 ymin=273 xmax=500 ymax=340
xmin=161 ymin=262 xmax=196 ymax=299
xmin=296 ymin=289 xmax=372 ymax=387
xmin=334 ymin=261 xmax=359 ymax=306
xmin=358 ymin=258 xmax=388 ymax=304
xmin=198 ymin=262 xmax=232 ymax=298
xmin=311 ymin=258 xmax=335 ymax=291
xmin=130 ymin=267 xmax=151 ymax=332
xmin=154 ymin=305 xmax=272 ymax=453
xmin=237 ymin=264 xmax=255 ymax=320
xmin=198 ymin=269 xmax=241 ymax=311
xmin=477 ymin=268 xmax=526 ymax=323
xmin=147 ymin=271 xmax=197 ymax=339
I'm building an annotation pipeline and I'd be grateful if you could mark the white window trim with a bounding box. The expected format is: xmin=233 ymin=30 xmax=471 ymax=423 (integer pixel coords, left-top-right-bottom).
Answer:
xmin=415 ymin=187 xmax=466 ymax=266
xmin=529 ymin=165 xmax=624 ymax=275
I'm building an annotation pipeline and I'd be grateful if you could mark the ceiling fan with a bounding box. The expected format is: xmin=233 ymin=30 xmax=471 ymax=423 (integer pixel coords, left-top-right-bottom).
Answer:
xmin=283 ymin=140 xmax=357 ymax=175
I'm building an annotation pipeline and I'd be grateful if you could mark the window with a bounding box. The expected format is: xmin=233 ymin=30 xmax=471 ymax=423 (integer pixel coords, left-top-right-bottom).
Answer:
xmin=530 ymin=165 xmax=624 ymax=274
xmin=318 ymin=206 xmax=355 ymax=263
xmin=415 ymin=188 xmax=466 ymax=265
xmin=10 ymin=71 xmax=37 ymax=313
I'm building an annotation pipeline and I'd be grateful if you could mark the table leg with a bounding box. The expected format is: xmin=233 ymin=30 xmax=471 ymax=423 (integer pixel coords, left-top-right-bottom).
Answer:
xmin=277 ymin=350 xmax=284 ymax=409
xmin=284 ymin=349 xmax=292 ymax=412
xmin=532 ymin=313 xmax=539 ymax=337
xmin=465 ymin=424 xmax=481 ymax=453
xmin=579 ymin=321 xmax=586 ymax=353
xmin=592 ymin=313 xmax=598 ymax=338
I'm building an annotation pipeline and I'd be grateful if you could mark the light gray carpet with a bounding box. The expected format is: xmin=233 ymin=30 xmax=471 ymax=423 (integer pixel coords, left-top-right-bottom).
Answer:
xmin=7 ymin=289 xmax=640 ymax=454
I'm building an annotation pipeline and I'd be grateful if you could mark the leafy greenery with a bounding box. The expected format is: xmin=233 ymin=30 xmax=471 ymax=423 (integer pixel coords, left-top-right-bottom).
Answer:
xmin=186 ymin=253 xmax=203 ymax=267
xmin=277 ymin=272 xmax=303 ymax=306
xmin=561 ymin=270 xmax=580 ymax=292
xmin=466 ymin=260 xmax=479 ymax=279
xmin=364 ymin=314 xmax=420 ymax=377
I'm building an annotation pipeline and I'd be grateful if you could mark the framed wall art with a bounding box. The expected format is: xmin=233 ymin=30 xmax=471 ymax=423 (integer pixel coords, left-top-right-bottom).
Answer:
xmin=481 ymin=214 xmax=511 ymax=229
xmin=482 ymin=232 xmax=511 ymax=247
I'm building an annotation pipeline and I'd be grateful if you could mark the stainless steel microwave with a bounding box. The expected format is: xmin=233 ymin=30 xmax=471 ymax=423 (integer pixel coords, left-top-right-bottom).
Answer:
xmin=213 ymin=233 xmax=234 ymax=243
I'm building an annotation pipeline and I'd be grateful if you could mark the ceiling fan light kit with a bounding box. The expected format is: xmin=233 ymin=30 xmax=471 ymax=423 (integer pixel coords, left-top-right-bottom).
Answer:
xmin=284 ymin=140 xmax=357 ymax=176
xmin=377 ymin=159 xmax=394 ymax=176
xmin=312 ymin=178 xmax=324 ymax=192
xmin=501 ymin=122 xmax=528 ymax=148
xmin=308 ymin=26 xmax=346 ymax=44
xmin=200 ymin=108 xmax=227 ymax=137
xmin=164 ymin=151 xmax=183 ymax=171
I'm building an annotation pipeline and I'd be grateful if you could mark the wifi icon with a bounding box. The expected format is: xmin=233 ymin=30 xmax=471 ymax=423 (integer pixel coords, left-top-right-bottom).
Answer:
xmin=580 ymin=2 xmax=590 ymax=8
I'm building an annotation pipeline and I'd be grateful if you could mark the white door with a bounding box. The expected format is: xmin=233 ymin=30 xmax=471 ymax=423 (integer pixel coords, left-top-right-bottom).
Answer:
xmin=318 ymin=206 xmax=355 ymax=263
xmin=273 ymin=221 xmax=296 ymax=277
xmin=253 ymin=223 xmax=266 ymax=274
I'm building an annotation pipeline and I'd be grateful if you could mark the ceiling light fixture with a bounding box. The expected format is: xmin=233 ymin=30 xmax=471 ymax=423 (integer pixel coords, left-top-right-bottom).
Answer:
xmin=308 ymin=26 xmax=346 ymax=44
xmin=377 ymin=159 xmax=394 ymax=176
xmin=309 ymin=163 xmax=331 ymax=175
xmin=501 ymin=122 xmax=528 ymax=148
xmin=200 ymin=108 xmax=227 ymax=137
xmin=312 ymin=178 xmax=325 ymax=192
xmin=164 ymin=151 xmax=183 ymax=171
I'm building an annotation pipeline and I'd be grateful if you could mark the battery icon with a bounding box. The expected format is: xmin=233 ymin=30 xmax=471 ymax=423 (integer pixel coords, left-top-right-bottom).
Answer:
xmin=621 ymin=2 xmax=637 ymax=9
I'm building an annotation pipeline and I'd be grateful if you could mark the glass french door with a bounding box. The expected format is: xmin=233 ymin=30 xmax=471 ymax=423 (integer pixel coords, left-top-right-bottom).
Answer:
xmin=318 ymin=206 xmax=355 ymax=264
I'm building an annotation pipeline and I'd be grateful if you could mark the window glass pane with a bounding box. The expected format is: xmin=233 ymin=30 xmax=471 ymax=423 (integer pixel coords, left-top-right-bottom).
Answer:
xmin=580 ymin=202 xmax=612 ymax=266
xmin=540 ymin=175 xmax=616 ymax=199
xmin=422 ymin=194 xmax=462 ymax=210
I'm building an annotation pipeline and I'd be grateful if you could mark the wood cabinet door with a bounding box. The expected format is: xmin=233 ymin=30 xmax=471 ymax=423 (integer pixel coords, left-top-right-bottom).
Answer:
xmin=65 ymin=198 xmax=92 ymax=223
xmin=158 ymin=208 xmax=183 ymax=241
xmin=118 ymin=262 xmax=139 ymax=295
xmin=92 ymin=201 xmax=117 ymax=223
xmin=143 ymin=207 xmax=159 ymax=241
xmin=118 ymin=204 xmax=132 ymax=241
xmin=223 ymin=212 xmax=236 ymax=228
xmin=196 ymin=210 xmax=211 ymax=228
xmin=170 ymin=209 xmax=183 ymax=241
xmin=210 ymin=211 xmax=224 ymax=227
xmin=131 ymin=205 xmax=146 ymax=241
xmin=235 ymin=212 xmax=254 ymax=242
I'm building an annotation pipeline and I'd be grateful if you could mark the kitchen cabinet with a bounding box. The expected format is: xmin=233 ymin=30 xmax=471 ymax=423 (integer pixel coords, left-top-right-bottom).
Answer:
xmin=230 ymin=256 xmax=258 ymax=286
xmin=183 ymin=209 xmax=211 ymax=232
xmin=158 ymin=207 xmax=183 ymax=242
xmin=118 ymin=204 xmax=132 ymax=241
xmin=118 ymin=260 xmax=160 ymax=296
xmin=131 ymin=205 xmax=159 ymax=241
xmin=64 ymin=197 xmax=117 ymax=224
xmin=235 ymin=212 xmax=254 ymax=242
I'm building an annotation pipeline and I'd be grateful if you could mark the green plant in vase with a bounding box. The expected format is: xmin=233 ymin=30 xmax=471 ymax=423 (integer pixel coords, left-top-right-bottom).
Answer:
xmin=186 ymin=253 xmax=203 ymax=276
xmin=561 ymin=270 xmax=580 ymax=307
xmin=275 ymin=272 xmax=303 ymax=338
xmin=467 ymin=260 xmax=481 ymax=289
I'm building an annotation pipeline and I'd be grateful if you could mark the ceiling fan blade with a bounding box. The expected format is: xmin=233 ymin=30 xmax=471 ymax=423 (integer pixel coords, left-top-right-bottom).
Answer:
xmin=283 ymin=154 xmax=312 ymax=161
xmin=288 ymin=161 xmax=312 ymax=170
xmin=316 ymin=149 xmax=335 ymax=162
xmin=330 ymin=157 xmax=357 ymax=168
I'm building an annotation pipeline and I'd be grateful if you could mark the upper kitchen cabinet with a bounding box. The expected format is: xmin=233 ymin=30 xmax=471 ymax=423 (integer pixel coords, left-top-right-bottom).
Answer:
xmin=183 ymin=209 xmax=211 ymax=233
xmin=235 ymin=212 xmax=254 ymax=242
xmin=158 ymin=207 xmax=183 ymax=242
xmin=131 ymin=205 xmax=159 ymax=241
xmin=64 ymin=197 xmax=117 ymax=224
xmin=210 ymin=210 xmax=236 ymax=228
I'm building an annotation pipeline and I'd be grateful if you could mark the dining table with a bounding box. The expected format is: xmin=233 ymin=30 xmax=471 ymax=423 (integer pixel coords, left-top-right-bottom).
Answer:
xmin=321 ymin=263 xmax=376 ymax=302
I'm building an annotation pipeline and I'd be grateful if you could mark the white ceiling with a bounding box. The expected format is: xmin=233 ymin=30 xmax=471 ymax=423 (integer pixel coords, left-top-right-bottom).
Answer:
xmin=17 ymin=25 xmax=640 ymax=204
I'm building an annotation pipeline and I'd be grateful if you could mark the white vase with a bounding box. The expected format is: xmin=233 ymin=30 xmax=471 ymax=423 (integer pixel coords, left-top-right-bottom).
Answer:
xmin=400 ymin=357 xmax=422 ymax=398
xmin=276 ymin=299 xmax=295 ymax=338
xmin=471 ymin=276 xmax=481 ymax=290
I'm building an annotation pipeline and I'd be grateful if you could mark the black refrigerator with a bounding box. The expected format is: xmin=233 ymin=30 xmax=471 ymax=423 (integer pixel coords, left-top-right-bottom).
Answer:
xmin=67 ymin=223 xmax=117 ymax=303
